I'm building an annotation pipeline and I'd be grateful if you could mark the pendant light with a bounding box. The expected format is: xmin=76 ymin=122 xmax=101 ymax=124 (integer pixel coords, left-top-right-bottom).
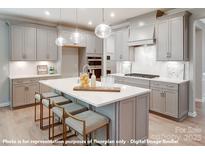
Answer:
xmin=95 ymin=8 xmax=112 ymax=39
xmin=55 ymin=8 xmax=66 ymax=46
xmin=70 ymin=8 xmax=82 ymax=44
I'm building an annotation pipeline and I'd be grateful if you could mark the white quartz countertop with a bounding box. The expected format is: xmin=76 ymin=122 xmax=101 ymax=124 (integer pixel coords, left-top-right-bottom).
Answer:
xmin=110 ymin=73 xmax=189 ymax=84
xmin=39 ymin=77 xmax=151 ymax=107
xmin=9 ymin=74 xmax=61 ymax=79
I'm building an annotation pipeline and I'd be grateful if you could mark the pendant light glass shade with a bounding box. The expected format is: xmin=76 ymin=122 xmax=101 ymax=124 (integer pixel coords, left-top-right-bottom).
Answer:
xmin=70 ymin=8 xmax=83 ymax=44
xmin=95 ymin=23 xmax=111 ymax=38
xmin=95 ymin=8 xmax=112 ymax=39
xmin=56 ymin=9 xmax=66 ymax=46
xmin=70 ymin=30 xmax=82 ymax=44
xmin=55 ymin=36 xmax=66 ymax=46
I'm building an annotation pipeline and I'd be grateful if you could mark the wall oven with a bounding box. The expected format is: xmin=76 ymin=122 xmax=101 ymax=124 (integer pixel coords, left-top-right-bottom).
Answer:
xmin=87 ymin=55 xmax=102 ymax=80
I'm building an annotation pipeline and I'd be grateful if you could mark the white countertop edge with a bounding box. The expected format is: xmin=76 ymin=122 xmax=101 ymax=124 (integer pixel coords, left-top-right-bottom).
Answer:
xmin=39 ymin=80 xmax=151 ymax=107
xmin=9 ymin=74 xmax=61 ymax=79
xmin=110 ymin=73 xmax=189 ymax=84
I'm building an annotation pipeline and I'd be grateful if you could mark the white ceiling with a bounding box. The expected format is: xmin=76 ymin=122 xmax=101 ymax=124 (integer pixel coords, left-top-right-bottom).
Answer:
xmin=0 ymin=8 xmax=157 ymax=29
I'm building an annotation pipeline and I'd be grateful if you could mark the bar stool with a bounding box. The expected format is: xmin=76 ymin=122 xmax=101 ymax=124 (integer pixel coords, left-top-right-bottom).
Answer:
xmin=34 ymin=92 xmax=59 ymax=121
xmin=63 ymin=110 xmax=110 ymax=146
xmin=41 ymin=96 xmax=71 ymax=139
xmin=51 ymin=101 xmax=88 ymax=140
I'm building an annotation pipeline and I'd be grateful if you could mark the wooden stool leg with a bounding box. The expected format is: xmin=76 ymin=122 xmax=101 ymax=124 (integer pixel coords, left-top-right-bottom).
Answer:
xmin=52 ymin=112 xmax=55 ymax=141
xmin=34 ymin=99 xmax=37 ymax=121
xmin=49 ymin=107 xmax=51 ymax=140
xmin=63 ymin=120 xmax=67 ymax=146
xmin=40 ymin=102 xmax=43 ymax=129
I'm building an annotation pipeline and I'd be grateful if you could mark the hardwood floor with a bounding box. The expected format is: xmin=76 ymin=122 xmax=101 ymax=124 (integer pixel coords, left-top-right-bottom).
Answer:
xmin=149 ymin=102 xmax=205 ymax=145
xmin=0 ymin=102 xmax=205 ymax=146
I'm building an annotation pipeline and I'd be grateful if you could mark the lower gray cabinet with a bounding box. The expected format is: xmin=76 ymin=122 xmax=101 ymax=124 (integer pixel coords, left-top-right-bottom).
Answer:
xmin=151 ymin=88 xmax=165 ymax=114
xmin=13 ymin=85 xmax=26 ymax=107
xmin=118 ymin=98 xmax=135 ymax=145
xmin=11 ymin=76 xmax=60 ymax=108
xmin=118 ymin=95 xmax=149 ymax=145
xmin=150 ymin=81 xmax=188 ymax=120
xmin=165 ymin=90 xmax=178 ymax=117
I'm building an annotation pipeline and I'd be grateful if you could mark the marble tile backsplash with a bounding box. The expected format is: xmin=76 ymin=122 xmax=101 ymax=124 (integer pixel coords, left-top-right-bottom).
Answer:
xmin=117 ymin=45 xmax=189 ymax=80
xmin=9 ymin=61 xmax=58 ymax=76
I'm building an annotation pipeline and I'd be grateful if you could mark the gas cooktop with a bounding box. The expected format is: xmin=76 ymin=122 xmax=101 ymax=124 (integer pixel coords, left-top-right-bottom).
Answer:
xmin=124 ymin=73 xmax=160 ymax=79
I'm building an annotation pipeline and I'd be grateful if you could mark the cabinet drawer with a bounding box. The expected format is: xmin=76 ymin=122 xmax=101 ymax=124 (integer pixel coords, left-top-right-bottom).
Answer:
xmin=13 ymin=78 xmax=39 ymax=85
xmin=150 ymin=81 xmax=178 ymax=91
xmin=124 ymin=78 xmax=149 ymax=87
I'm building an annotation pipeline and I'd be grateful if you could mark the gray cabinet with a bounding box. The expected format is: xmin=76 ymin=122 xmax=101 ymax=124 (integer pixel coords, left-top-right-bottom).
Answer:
xmin=37 ymin=28 xmax=58 ymax=61
xmin=60 ymin=30 xmax=87 ymax=47
xmin=118 ymin=98 xmax=135 ymax=145
xmin=13 ymin=85 xmax=26 ymax=107
xmin=11 ymin=76 xmax=60 ymax=108
xmin=11 ymin=25 xmax=36 ymax=60
xmin=150 ymin=81 xmax=188 ymax=120
xmin=113 ymin=76 xmax=150 ymax=89
xmin=151 ymin=88 xmax=165 ymax=114
xmin=156 ymin=11 xmax=190 ymax=61
xmin=115 ymin=28 xmax=129 ymax=61
xmin=165 ymin=90 xmax=178 ymax=117
xmin=117 ymin=95 xmax=149 ymax=145
xmin=86 ymin=33 xmax=103 ymax=54
xmin=13 ymin=83 xmax=39 ymax=107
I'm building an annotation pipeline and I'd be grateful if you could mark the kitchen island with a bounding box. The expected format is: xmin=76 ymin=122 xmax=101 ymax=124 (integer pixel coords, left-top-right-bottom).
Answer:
xmin=39 ymin=77 xmax=151 ymax=145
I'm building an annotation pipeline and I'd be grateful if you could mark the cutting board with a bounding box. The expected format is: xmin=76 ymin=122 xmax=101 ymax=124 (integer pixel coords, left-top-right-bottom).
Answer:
xmin=73 ymin=86 xmax=121 ymax=92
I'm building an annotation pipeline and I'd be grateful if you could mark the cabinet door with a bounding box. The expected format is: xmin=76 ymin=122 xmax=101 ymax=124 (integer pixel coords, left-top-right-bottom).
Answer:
xmin=13 ymin=85 xmax=26 ymax=107
xmin=115 ymin=30 xmax=123 ymax=60
xmin=118 ymin=98 xmax=135 ymax=145
xmin=95 ymin=37 xmax=103 ymax=54
xmin=156 ymin=20 xmax=169 ymax=60
xmin=37 ymin=28 xmax=48 ymax=60
xmin=165 ymin=90 xmax=178 ymax=118
xmin=105 ymin=34 xmax=115 ymax=53
xmin=24 ymin=27 xmax=36 ymax=60
xmin=169 ymin=16 xmax=184 ymax=60
xmin=26 ymin=83 xmax=39 ymax=105
xmin=122 ymin=29 xmax=129 ymax=60
xmin=11 ymin=25 xmax=24 ymax=60
xmin=47 ymin=30 xmax=58 ymax=60
xmin=115 ymin=29 xmax=129 ymax=61
xmin=86 ymin=34 xmax=95 ymax=53
xmin=151 ymin=88 xmax=165 ymax=113
xmin=135 ymin=95 xmax=149 ymax=140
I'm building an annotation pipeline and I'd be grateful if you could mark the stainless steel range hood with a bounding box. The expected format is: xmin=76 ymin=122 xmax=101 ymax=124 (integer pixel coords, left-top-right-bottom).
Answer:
xmin=128 ymin=11 xmax=157 ymax=47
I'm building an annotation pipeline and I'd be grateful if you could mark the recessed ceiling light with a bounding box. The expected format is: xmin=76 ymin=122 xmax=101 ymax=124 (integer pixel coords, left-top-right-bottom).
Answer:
xmin=44 ymin=10 xmax=50 ymax=16
xmin=88 ymin=21 xmax=93 ymax=26
xmin=110 ymin=12 xmax=115 ymax=18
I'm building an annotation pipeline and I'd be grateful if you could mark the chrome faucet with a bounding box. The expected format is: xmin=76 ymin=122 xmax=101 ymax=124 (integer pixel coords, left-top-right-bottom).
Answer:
xmin=83 ymin=64 xmax=91 ymax=74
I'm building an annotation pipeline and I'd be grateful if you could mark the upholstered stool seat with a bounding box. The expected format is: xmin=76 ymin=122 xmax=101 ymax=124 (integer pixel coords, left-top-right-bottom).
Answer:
xmin=35 ymin=92 xmax=59 ymax=102
xmin=42 ymin=96 xmax=70 ymax=108
xmin=65 ymin=110 xmax=109 ymax=135
xmin=52 ymin=103 xmax=87 ymax=118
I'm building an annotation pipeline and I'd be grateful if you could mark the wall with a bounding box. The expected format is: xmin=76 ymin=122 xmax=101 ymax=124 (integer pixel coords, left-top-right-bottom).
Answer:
xmin=195 ymin=28 xmax=203 ymax=101
xmin=117 ymin=45 xmax=188 ymax=80
xmin=61 ymin=47 xmax=79 ymax=77
xmin=0 ymin=20 xmax=9 ymax=106
xmin=9 ymin=61 xmax=58 ymax=77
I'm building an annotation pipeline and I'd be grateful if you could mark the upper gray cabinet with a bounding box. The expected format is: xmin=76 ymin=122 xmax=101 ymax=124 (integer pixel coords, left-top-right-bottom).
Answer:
xmin=60 ymin=30 xmax=87 ymax=47
xmin=114 ymin=28 xmax=129 ymax=61
xmin=11 ymin=25 xmax=36 ymax=61
xmin=86 ymin=33 xmax=103 ymax=54
xmin=156 ymin=11 xmax=191 ymax=61
xmin=37 ymin=28 xmax=58 ymax=61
